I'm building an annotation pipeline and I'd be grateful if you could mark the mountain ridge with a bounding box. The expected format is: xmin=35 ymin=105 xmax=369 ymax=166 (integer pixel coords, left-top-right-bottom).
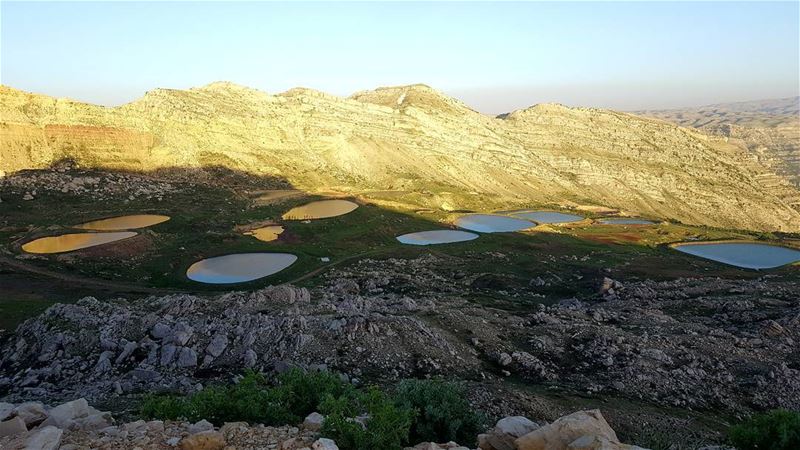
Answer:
xmin=638 ymin=97 xmax=800 ymax=188
xmin=2 ymin=82 xmax=800 ymax=232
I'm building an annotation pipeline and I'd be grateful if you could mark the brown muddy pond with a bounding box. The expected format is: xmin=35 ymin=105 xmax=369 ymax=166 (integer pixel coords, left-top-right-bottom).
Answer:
xmin=186 ymin=253 xmax=298 ymax=284
xmin=22 ymin=232 xmax=138 ymax=254
xmin=75 ymin=214 xmax=170 ymax=230
xmin=282 ymin=200 xmax=358 ymax=220
xmin=245 ymin=226 xmax=285 ymax=242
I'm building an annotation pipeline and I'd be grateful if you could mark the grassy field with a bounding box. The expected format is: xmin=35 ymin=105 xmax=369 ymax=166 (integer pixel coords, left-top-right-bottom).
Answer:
xmin=2 ymin=170 xmax=799 ymax=332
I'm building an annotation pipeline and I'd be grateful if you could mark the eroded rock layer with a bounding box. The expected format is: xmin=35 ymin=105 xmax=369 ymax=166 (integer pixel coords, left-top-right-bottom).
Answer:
xmin=2 ymin=84 xmax=800 ymax=232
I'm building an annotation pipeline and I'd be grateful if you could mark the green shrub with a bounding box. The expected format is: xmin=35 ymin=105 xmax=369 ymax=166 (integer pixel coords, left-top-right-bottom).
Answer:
xmin=393 ymin=378 xmax=487 ymax=445
xmin=140 ymin=369 xmax=351 ymax=426
xmin=321 ymin=387 xmax=413 ymax=450
xmin=728 ymin=409 xmax=800 ymax=450
xmin=140 ymin=370 xmax=294 ymax=425
xmin=140 ymin=371 xmax=487 ymax=450
xmin=274 ymin=368 xmax=356 ymax=419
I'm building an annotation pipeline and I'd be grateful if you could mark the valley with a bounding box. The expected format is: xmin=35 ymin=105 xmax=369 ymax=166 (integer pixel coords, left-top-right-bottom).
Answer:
xmin=1 ymin=89 xmax=799 ymax=450
xmin=0 ymin=163 xmax=798 ymax=448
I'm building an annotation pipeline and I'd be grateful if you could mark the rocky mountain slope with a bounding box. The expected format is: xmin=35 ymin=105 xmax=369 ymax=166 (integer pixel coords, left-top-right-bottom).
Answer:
xmin=2 ymin=257 xmax=797 ymax=416
xmin=639 ymin=97 xmax=800 ymax=188
xmin=2 ymin=83 xmax=800 ymax=232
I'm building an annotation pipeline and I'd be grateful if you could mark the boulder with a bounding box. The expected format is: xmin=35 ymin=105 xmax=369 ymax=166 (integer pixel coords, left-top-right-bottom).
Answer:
xmin=312 ymin=438 xmax=340 ymax=450
xmin=515 ymin=410 xmax=617 ymax=450
xmin=114 ymin=341 xmax=138 ymax=365
xmin=206 ymin=334 xmax=228 ymax=357
xmin=0 ymin=402 xmax=14 ymax=421
xmin=147 ymin=420 xmax=166 ymax=433
xmin=486 ymin=416 xmax=541 ymax=450
xmin=171 ymin=323 xmax=194 ymax=345
xmin=408 ymin=442 xmax=470 ymax=450
xmin=243 ymin=349 xmax=258 ymax=367
xmin=25 ymin=425 xmax=63 ymax=450
xmin=179 ymin=430 xmax=226 ymax=450
xmin=41 ymin=398 xmax=90 ymax=428
xmin=220 ymin=421 xmax=248 ymax=435
xmin=188 ymin=419 xmax=215 ymax=434
xmin=600 ymin=278 xmax=623 ymax=299
xmin=303 ymin=412 xmax=325 ymax=431
xmin=151 ymin=322 xmax=172 ymax=339
xmin=94 ymin=351 xmax=114 ymax=373
xmin=280 ymin=437 xmax=313 ymax=450
xmin=567 ymin=435 xmax=649 ymax=450
xmin=122 ymin=420 xmax=147 ymax=433
xmin=13 ymin=401 xmax=48 ymax=427
xmin=177 ymin=347 xmax=198 ymax=367
xmin=161 ymin=344 xmax=178 ymax=366
xmin=73 ymin=412 xmax=114 ymax=431
xmin=0 ymin=416 xmax=27 ymax=438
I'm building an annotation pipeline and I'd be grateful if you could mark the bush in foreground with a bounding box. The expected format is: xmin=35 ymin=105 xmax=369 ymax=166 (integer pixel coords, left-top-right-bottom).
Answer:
xmin=141 ymin=370 xmax=485 ymax=450
xmin=320 ymin=387 xmax=414 ymax=450
xmin=393 ymin=378 xmax=486 ymax=444
xmin=728 ymin=409 xmax=800 ymax=450
xmin=141 ymin=369 xmax=348 ymax=426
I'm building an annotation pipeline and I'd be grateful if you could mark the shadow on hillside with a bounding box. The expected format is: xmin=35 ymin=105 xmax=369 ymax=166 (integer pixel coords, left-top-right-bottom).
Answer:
xmin=4 ymin=157 xmax=295 ymax=190
xmin=1 ymin=158 xmax=792 ymax=313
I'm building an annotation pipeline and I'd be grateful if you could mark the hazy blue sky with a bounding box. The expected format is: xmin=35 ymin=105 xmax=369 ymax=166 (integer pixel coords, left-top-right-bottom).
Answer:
xmin=2 ymin=1 xmax=798 ymax=114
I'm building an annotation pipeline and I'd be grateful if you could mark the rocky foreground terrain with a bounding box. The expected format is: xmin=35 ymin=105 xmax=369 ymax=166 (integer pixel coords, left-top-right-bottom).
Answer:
xmin=0 ymin=255 xmax=797 ymax=446
xmin=0 ymin=397 xmax=649 ymax=450
xmin=2 ymin=83 xmax=800 ymax=232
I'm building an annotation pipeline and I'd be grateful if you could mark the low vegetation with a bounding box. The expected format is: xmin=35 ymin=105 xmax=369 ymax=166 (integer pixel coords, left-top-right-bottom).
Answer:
xmin=393 ymin=378 xmax=486 ymax=444
xmin=727 ymin=409 xmax=800 ymax=450
xmin=141 ymin=369 xmax=487 ymax=450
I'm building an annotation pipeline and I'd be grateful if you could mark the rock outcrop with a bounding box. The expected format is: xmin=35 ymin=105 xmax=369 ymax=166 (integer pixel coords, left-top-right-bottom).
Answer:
xmin=0 ymin=263 xmax=797 ymax=417
xmin=2 ymin=83 xmax=799 ymax=232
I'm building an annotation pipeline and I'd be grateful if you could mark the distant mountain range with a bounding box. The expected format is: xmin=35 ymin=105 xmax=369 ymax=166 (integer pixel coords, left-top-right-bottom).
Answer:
xmin=2 ymin=83 xmax=799 ymax=232
xmin=638 ymin=97 xmax=800 ymax=187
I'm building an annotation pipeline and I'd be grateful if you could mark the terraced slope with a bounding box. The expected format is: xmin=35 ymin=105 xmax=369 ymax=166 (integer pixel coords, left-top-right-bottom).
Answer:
xmin=2 ymin=83 xmax=800 ymax=232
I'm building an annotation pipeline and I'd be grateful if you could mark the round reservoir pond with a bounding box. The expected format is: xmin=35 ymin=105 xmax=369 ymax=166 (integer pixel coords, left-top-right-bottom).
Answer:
xmin=455 ymin=215 xmax=534 ymax=233
xmin=75 ymin=214 xmax=170 ymax=230
xmin=245 ymin=226 xmax=285 ymax=242
xmin=282 ymin=200 xmax=358 ymax=220
xmin=22 ymin=232 xmax=137 ymax=254
xmin=512 ymin=211 xmax=584 ymax=224
xmin=186 ymin=253 xmax=298 ymax=284
xmin=672 ymin=242 xmax=800 ymax=269
xmin=397 ymin=230 xmax=479 ymax=245
xmin=598 ymin=218 xmax=655 ymax=225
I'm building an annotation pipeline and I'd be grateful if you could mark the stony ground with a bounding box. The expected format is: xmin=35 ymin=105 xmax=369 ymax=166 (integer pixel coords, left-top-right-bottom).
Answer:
xmin=0 ymin=163 xmax=179 ymax=203
xmin=0 ymin=254 xmax=797 ymax=447
xmin=0 ymin=397 xmax=653 ymax=450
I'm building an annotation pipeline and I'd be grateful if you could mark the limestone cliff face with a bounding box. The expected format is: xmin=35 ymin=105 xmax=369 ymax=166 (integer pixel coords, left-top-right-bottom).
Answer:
xmin=2 ymin=83 xmax=800 ymax=232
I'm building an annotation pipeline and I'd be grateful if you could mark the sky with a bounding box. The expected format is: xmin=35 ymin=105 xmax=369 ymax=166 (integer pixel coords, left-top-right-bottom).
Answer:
xmin=1 ymin=1 xmax=798 ymax=114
